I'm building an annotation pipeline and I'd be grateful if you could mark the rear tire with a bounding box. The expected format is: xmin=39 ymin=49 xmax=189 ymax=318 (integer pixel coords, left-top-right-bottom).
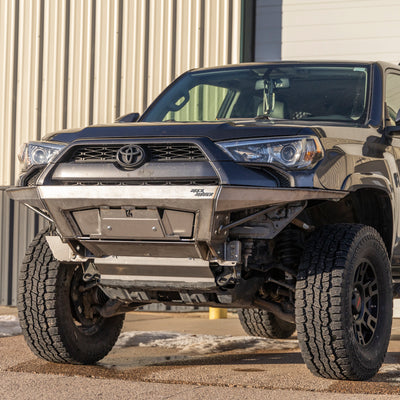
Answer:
xmin=238 ymin=308 xmax=296 ymax=339
xmin=295 ymin=224 xmax=392 ymax=380
xmin=18 ymin=226 xmax=124 ymax=364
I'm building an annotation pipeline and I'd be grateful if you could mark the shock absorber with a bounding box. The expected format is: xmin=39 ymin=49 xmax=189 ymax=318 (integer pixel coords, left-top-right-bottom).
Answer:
xmin=243 ymin=239 xmax=254 ymax=269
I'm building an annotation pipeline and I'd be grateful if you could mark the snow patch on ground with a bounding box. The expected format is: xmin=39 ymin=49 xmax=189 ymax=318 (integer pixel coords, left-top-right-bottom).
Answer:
xmin=0 ymin=315 xmax=299 ymax=355
xmin=378 ymin=365 xmax=400 ymax=382
xmin=0 ymin=315 xmax=22 ymax=337
xmin=116 ymin=331 xmax=298 ymax=354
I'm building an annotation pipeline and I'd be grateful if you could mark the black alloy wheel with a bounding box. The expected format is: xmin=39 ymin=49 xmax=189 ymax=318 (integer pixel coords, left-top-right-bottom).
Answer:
xmin=351 ymin=261 xmax=379 ymax=346
xmin=296 ymin=224 xmax=392 ymax=380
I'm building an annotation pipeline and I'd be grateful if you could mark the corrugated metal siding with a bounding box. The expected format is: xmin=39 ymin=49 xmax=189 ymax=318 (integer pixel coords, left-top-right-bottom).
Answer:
xmin=0 ymin=1 xmax=18 ymax=188
xmin=256 ymin=0 xmax=400 ymax=63
xmin=0 ymin=188 xmax=39 ymax=305
xmin=0 ymin=189 xmax=12 ymax=305
xmin=41 ymin=0 xmax=70 ymax=134
xmin=1 ymin=0 xmax=241 ymax=186
xmin=0 ymin=0 xmax=242 ymax=305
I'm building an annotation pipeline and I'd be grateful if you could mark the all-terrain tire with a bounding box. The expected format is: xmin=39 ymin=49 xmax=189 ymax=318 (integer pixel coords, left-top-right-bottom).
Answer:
xmin=295 ymin=224 xmax=392 ymax=380
xmin=238 ymin=308 xmax=296 ymax=339
xmin=18 ymin=226 xmax=125 ymax=364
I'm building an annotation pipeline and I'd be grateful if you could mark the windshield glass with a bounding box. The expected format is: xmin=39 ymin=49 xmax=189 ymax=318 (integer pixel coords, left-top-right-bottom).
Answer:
xmin=142 ymin=64 xmax=370 ymax=124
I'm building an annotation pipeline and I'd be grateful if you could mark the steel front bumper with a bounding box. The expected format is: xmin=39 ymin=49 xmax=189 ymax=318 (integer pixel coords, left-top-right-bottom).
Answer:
xmin=8 ymin=184 xmax=346 ymax=293
xmin=8 ymin=184 xmax=346 ymax=245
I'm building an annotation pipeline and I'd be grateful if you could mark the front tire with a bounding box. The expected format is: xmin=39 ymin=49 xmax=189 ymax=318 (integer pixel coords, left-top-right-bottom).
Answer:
xmin=18 ymin=227 xmax=124 ymax=364
xmin=295 ymin=224 xmax=392 ymax=380
xmin=238 ymin=308 xmax=296 ymax=339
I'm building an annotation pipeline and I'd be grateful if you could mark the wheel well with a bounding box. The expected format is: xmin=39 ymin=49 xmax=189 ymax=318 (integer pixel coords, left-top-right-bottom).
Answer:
xmin=303 ymin=188 xmax=393 ymax=256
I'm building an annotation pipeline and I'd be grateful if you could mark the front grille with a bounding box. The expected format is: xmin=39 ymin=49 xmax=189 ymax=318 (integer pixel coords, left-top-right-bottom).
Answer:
xmin=72 ymin=147 xmax=117 ymax=161
xmin=149 ymin=144 xmax=204 ymax=160
xmin=70 ymin=144 xmax=206 ymax=162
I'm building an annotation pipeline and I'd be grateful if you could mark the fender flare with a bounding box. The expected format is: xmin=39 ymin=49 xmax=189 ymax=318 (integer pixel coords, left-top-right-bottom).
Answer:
xmin=341 ymin=172 xmax=395 ymax=258
xmin=341 ymin=172 xmax=393 ymax=198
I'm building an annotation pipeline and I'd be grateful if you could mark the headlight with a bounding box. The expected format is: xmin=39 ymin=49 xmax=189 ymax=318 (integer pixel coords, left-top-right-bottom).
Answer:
xmin=18 ymin=141 xmax=66 ymax=170
xmin=217 ymin=136 xmax=323 ymax=169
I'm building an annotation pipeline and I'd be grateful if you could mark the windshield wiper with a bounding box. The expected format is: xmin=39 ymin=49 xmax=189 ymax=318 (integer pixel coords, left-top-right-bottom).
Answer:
xmin=255 ymin=114 xmax=270 ymax=120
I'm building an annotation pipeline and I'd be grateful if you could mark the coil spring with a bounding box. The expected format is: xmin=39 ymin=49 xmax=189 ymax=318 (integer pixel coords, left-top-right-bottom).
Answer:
xmin=275 ymin=228 xmax=303 ymax=268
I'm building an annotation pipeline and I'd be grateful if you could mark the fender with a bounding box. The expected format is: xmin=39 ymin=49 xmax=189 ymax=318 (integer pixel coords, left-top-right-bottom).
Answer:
xmin=341 ymin=172 xmax=394 ymax=197
xmin=341 ymin=172 xmax=399 ymax=260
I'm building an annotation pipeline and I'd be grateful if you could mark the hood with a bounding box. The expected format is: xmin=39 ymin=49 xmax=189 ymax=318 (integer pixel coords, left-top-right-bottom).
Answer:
xmin=44 ymin=120 xmax=324 ymax=143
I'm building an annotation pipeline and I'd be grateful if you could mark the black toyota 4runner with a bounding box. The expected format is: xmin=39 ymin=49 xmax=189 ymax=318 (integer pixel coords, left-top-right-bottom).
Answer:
xmin=9 ymin=61 xmax=400 ymax=380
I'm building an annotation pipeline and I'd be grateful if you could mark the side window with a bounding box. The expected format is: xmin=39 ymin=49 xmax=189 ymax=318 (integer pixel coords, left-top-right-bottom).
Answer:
xmin=386 ymin=73 xmax=400 ymax=125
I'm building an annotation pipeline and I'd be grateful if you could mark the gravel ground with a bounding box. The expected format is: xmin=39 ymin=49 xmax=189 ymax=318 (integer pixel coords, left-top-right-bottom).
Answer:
xmin=2 ymin=308 xmax=400 ymax=399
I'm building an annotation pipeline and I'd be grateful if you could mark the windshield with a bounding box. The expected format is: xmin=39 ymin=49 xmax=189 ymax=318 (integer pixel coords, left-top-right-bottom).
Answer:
xmin=142 ymin=64 xmax=370 ymax=124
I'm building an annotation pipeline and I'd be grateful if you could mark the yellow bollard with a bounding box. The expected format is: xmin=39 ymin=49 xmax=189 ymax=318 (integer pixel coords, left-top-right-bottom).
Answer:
xmin=209 ymin=307 xmax=227 ymax=319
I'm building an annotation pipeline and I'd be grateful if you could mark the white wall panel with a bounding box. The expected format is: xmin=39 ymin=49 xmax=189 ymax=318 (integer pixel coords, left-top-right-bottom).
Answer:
xmin=282 ymin=0 xmax=400 ymax=62
xmin=256 ymin=0 xmax=400 ymax=63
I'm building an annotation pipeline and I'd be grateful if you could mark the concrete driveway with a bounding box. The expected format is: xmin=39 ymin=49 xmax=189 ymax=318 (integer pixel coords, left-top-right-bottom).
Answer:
xmin=2 ymin=307 xmax=400 ymax=399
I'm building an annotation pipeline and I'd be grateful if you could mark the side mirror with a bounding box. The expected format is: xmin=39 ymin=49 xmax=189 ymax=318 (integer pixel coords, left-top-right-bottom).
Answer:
xmin=115 ymin=112 xmax=140 ymax=123
xmin=384 ymin=107 xmax=400 ymax=136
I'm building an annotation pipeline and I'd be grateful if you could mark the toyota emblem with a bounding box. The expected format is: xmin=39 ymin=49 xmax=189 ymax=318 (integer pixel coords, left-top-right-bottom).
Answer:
xmin=116 ymin=145 xmax=146 ymax=169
